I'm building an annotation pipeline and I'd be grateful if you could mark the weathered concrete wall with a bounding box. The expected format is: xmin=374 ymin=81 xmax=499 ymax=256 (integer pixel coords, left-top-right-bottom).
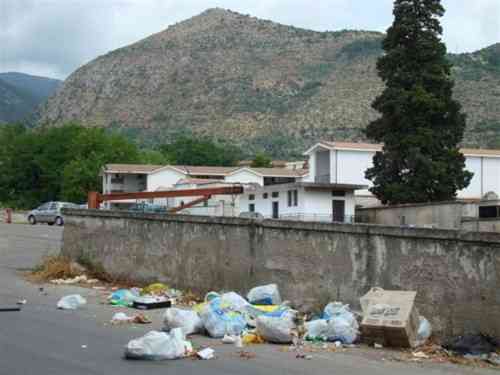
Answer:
xmin=357 ymin=201 xmax=478 ymax=230
xmin=62 ymin=209 xmax=500 ymax=338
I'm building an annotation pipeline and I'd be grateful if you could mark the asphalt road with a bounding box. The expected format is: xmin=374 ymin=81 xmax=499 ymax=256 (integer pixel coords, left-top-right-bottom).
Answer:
xmin=0 ymin=223 xmax=495 ymax=375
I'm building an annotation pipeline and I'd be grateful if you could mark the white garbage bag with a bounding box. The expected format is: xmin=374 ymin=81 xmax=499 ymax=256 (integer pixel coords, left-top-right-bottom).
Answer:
xmin=163 ymin=308 xmax=203 ymax=336
xmin=324 ymin=316 xmax=359 ymax=344
xmin=256 ymin=310 xmax=297 ymax=344
xmin=200 ymin=297 xmax=247 ymax=338
xmin=323 ymin=302 xmax=359 ymax=344
xmin=124 ymin=329 xmax=191 ymax=360
xmin=220 ymin=292 xmax=250 ymax=312
xmin=247 ymin=284 xmax=282 ymax=305
xmin=415 ymin=316 xmax=432 ymax=346
xmin=305 ymin=319 xmax=329 ymax=340
xmin=57 ymin=294 xmax=87 ymax=310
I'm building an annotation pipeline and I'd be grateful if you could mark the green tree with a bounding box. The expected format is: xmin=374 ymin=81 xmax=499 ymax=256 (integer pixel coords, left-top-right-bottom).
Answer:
xmin=251 ymin=153 xmax=273 ymax=168
xmin=365 ymin=0 xmax=472 ymax=204
xmin=61 ymin=128 xmax=140 ymax=202
xmin=159 ymin=135 xmax=242 ymax=166
xmin=139 ymin=149 xmax=170 ymax=165
xmin=0 ymin=124 xmax=43 ymax=208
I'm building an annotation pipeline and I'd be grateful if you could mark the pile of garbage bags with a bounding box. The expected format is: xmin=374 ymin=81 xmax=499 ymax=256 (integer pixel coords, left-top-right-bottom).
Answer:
xmin=122 ymin=283 xmax=438 ymax=361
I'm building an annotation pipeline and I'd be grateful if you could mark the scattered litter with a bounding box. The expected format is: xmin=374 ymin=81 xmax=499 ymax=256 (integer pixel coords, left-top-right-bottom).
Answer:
xmin=50 ymin=275 xmax=98 ymax=285
xmin=415 ymin=316 xmax=432 ymax=346
xmin=247 ymin=284 xmax=281 ymax=305
xmin=235 ymin=335 xmax=243 ymax=348
xmin=238 ymin=351 xmax=256 ymax=360
xmin=374 ymin=343 xmax=383 ymax=349
xmin=443 ymin=334 xmax=498 ymax=355
xmin=197 ymin=348 xmax=215 ymax=360
xmin=125 ymin=329 xmax=192 ymax=360
xmin=109 ymin=289 xmax=139 ymax=307
xmin=57 ymin=294 xmax=87 ymax=310
xmin=334 ymin=341 xmax=342 ymax=348
xmin=242 ymin=332 xmax=265 ymax=345
xmin=163 ymin=308 xmax=203 ymax=335
xmin=256 ymin=309 xmax=297 ymax=344
xmin=17 ymin=299 xmax=27 ymax=305
xmin=296 ymin=353 xmax=313 ymax=360
xmin=81 ymin=345 xmax=87 ymax=349
xmin=141 ymin=283 xmax=168 ymax=296
xmin=92 ymin=286 xmax=107 ymax=291
xmin=487 ymin=353 xmax=500 ymax=366
xmin=133 ymin=295 xmax=172 ymax=310
xmin=412 ymin=351 xmax=429 ymax=359
xmin=111 ymin=312 xmax=151 ymax=325
xmin=0 ymin=306 xmax=21 ymax=312
xmin=222 ymin=334 xmax=237 ymax=344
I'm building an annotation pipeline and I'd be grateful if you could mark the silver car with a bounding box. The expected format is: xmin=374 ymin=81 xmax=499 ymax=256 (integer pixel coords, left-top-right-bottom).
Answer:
xmin=27 ymin=201 xmax=79 ymax=226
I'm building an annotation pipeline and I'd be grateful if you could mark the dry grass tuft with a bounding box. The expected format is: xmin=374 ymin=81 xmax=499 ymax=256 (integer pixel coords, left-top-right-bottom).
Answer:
xmin=30 ymin=255 xmax=83 ymax=282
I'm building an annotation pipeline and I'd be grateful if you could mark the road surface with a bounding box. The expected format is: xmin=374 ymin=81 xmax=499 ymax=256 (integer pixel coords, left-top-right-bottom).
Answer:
xmin=0 ymin=223 xmax=495 ymax=375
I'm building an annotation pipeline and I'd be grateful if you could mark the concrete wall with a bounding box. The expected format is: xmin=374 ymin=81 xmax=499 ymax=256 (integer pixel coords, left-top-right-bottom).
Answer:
xmin=357 ymin=201 xmax=478 ymax=230
xmin=62 ymin=209 xmax=500 ymax=338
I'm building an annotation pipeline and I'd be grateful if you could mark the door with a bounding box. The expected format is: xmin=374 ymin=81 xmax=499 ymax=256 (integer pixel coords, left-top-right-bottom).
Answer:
xmin=36 ymin=202 xmax=51 ymax=223
xmin=45 ymin=202 xmax=59 ymax=223
xmin=272 ymin=201 xmax=279 ymax=219
xmin=332 ymin=200 xmax=345 ymax=222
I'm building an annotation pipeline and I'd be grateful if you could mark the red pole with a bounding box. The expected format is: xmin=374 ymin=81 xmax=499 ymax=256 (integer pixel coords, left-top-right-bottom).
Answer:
xmin=5 ymin=208 xmax=12 ymax=224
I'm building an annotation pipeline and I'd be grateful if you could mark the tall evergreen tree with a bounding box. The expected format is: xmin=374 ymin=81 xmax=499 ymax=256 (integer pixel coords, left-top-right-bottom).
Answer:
xmin=365 ymin=0 xmax=472 ymax=204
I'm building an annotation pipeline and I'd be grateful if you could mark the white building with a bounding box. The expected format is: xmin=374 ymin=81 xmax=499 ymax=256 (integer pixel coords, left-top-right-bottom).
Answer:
xmin=239 ymin=182 xmax=364 ymax=222
xmin=100 ymin=164 xmax=309 ymax=212
xmin=303 ymin=141 xmax=500 ymax=202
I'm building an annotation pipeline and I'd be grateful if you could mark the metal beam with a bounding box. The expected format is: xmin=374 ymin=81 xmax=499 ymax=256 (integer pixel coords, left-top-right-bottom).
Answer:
xmin=88 ymin=185 xmax=243 ymax=209
xmin=168 ymin=195 xmax=211 ymax=213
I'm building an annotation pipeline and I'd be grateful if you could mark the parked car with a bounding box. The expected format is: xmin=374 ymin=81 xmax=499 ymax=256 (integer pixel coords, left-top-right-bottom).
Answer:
xmin=127 ymin=202 xmax=167 ymax=214
xmin=27 ymin=202 xmax=80 ymax=226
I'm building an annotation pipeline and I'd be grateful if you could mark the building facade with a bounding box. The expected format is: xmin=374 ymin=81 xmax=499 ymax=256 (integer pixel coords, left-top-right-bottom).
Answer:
xmin=303 ymin=141 xmax=500 ymax=200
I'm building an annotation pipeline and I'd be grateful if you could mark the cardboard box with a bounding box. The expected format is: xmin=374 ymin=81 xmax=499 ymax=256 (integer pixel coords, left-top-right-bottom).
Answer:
xmin=360 ymin=288 xmax=419 ymax=348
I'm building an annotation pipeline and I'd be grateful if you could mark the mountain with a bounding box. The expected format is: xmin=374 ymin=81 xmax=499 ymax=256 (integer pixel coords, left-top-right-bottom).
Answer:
xmin=0 ymin=72 xmax=61 ymax=124
xmin=39 ymin=8 xmax=500 ymax=157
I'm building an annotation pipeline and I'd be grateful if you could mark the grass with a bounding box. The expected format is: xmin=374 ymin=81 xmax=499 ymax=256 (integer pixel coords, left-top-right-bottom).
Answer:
xmin=30 ymin=255 xmax=82 ymax=282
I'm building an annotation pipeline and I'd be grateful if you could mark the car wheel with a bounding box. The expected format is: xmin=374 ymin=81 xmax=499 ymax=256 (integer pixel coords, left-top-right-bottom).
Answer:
xmin=28 ymin=215 xmax=37 ymax=225
xmin=55 ymin=216 xmax=64 ymax=226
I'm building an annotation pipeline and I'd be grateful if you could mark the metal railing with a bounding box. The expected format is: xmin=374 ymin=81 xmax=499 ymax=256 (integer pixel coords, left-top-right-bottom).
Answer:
xmin=277 ymin=213 xmax=357 ymax=224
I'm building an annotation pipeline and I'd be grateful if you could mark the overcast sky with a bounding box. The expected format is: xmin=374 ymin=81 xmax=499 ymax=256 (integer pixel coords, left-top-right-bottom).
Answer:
xmin=1 ymin=0 xmax=499 ymax=80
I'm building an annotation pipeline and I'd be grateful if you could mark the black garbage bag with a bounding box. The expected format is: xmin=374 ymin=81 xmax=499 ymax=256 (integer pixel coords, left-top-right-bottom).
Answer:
xmin=443 ymin=334 xmax=499 ymax=355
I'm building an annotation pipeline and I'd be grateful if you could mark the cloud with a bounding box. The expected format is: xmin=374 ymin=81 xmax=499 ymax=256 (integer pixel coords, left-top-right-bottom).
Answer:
xmin=0 ymin=0 xmax=498 ymax=79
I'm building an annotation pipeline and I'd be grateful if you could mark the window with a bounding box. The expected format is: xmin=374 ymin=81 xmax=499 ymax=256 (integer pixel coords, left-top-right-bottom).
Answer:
xmin=263 ymin=193 xmax=268 ymax=199
xmin=249 ymin=204 xmax=255 ymax=212
xmin=332 ymin=190 xmax=346 ymax=197
xmin=271 ymin=192 xmax=279 ymax=198
xmin=249 ymin=194 xmax=255 ymax=201
xmin=288 ymin=190 xmax=298 ymax=207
